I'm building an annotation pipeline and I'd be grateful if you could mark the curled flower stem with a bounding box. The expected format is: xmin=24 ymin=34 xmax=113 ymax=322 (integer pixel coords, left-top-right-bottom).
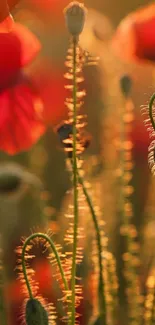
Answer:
xmin=71 ymin=36 xmax=79 ymax=325
xmin=77 ymin=168 xmax=106 ymax=323
xmin=149 ymin=93 xmax=155 ymax=132
xmin=21 ymin=233 xmax=69 ymax=301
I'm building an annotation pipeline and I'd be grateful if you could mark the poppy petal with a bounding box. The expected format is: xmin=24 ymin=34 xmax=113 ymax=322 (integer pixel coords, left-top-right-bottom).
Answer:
xmin=0 ymin=74 xmax=45 ymax=155
xmin=12 ymin=23 xmax=41 ymax=66
xmin=8 ymin=0 xmax=20 ymax=10
xmin=28 ymin=0 xmax=70 ymax=23
xmin=0 ymin=0 xmax=19 ymax=24
xmin=112 ymin=3 xmax=155 ymax=64
xmin=0 ymin=23 xmax=41 ymax=88
xmin=0 ymin=14 xmax=14 ymax=33
xmin=0 ymin=0 xmax=10 ymax=23
xmin=32 ymin=62 xmax=68 ymax=127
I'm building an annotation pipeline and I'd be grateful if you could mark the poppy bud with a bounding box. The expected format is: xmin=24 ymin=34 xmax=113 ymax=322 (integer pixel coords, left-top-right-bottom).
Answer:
xmin=0 ymin=163 xmax=42 ymax=198
xmin=26 ymin=298 xmax=48 ymax=325
xmin=120 ymin=75 xmax=132 ymax=98
xmin=64 ymin=1 xmax=87 ymax=37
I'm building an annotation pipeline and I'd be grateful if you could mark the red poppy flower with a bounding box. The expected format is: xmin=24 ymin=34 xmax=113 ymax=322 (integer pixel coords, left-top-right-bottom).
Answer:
xmin=28 ymin=0 xmax=70 ymax=23
xmin=112 ymin=3 xmax=155 ymax=64
xmin=0 ymin=0 xmax=20 ymax=32
xmin=31 ymin=61 xmax=68 ymax=127
xmin=5 ymin=260 xmax=54 ymax=304
xmin=0 ymin=23 xmax=45 ymax=155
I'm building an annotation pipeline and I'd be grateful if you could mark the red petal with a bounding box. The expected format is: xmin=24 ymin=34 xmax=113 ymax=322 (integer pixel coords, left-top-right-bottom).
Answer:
xmin=11 ymin=23 xmax=41 ymax=66
xmin=8 ymin=0 xmax=20 ymax=10
xmin=0 ymin=0 xmax=9 ymax=23
xmin=5 ymin=280 xmax=24 ymax=303
xmin=112 ymin=3 xmax=155 ymax=63
xmin=0 ymin=75 xmax=45 ymax=155
xmin=0 ymin=15 xmax=14 ymax=33
xmin=32 ymin=62 xmax=68 ymax=127
xmin=29 ymin=0 xmax=70 ymax=22
xmin=0 ymin=0 xmax=19 ymax=23
xmin=34 ymin=259 xmax=53 ymax=294
xmin=0 ymin=23 xmax=41 ymax=87
xmin=134 ymin=17 xmax=155 ymax=61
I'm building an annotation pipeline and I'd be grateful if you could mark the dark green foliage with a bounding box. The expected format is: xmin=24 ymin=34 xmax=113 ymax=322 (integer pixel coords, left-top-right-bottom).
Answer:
xmin=26 ymin=298 xmax=48 ymax=325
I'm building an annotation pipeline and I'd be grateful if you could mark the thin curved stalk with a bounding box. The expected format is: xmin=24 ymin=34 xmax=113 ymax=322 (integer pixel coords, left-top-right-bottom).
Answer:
xmin=21 ymin=233 xmax=69 ymax=299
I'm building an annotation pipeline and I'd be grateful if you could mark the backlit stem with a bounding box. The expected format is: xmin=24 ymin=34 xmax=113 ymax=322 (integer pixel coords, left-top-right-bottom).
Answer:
xmin=70 ymin=36 xmax=79 ymax=325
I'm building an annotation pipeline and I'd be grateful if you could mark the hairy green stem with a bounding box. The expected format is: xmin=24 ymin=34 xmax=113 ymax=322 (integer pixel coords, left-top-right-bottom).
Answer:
xmin=77 ymin=168 xmax=106 ymax=323
xmin=21 ymin=233 xmax=69 ymax=301
xmin=119 ymin=96 xmax=141 ymax=324
xmin=70 ymin=37 xmax=79 ymax=325
xmin=149 ymin=93 xmax=155 ymax=132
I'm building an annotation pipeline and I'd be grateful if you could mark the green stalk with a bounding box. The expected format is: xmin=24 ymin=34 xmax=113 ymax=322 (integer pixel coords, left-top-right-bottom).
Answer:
xmin=0 ymin=269 xmax=8 ymax=325
xmin=119 ymin=96 xmax=141 ymax=324
xmin=150 ymin=285 xmax=155 ymax=325
xmin=70 ymin=36 xmax=79 ymax=325
xmin=149 ymin=93 xmax=155 ymax=132
xmin=77 ymin=168 xmax=106 ymax=323
xmin=21 ymin=233 xmax=69 ymax=300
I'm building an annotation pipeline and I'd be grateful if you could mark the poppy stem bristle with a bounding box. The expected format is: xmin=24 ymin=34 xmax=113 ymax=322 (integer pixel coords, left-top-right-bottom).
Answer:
xmin=70 ymin=36 xmax=79 ymax=325
xmin=118 ymin=86 xmax=142 ymax=323
xmin=21 ymin=233 xmax=69 ymax=302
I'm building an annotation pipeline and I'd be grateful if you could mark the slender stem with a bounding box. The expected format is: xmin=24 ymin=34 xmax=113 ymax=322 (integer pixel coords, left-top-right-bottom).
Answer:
xmin=149 ymin=93 xmax=155 ymax=131
xmin=71 ymin=37 xmax=78 ymax=325
xmin=77 ymin=168 xmax=106 ymax=323
xmin=21 ymin=233 xmax=69 ymax=299
xmin=150 ymin=286 xmax=155 ymax=325
xmin=0 ymin=257 xmax=8 ymax=325
xmin=119 ymin=97 xmax=141 ymax=324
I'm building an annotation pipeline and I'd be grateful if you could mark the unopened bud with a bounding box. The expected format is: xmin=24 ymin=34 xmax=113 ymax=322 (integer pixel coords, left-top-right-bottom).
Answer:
xmin=120 ymin=75 xmax=132 ymax=98
xmin=26 ymin=298 xmax=48 ymax=325
xmin=64 ymin=1 xmax=87 ymax=37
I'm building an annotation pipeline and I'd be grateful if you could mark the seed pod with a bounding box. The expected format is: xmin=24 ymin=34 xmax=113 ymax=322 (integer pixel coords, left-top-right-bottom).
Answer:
xmin=26 ymin=298 xmax=48 ymax=325
xmin=64 ymin=1 xmax=87 ymax=37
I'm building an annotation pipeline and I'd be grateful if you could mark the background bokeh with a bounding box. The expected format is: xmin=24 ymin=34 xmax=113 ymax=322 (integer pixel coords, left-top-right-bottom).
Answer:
xmin=0 ymin=1 xmax=155 ymax=325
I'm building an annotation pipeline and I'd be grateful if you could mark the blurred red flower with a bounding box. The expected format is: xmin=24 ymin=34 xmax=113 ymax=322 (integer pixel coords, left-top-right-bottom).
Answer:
xmin=28 ymin=0 xmax=70 ymax=23
xmin=0 ymin=0 xmax=20 ymax=32
xmin=0 ymin=23 xmax=45 ymax=154
xmin=31 ymin=61 xmax=68 ymax=127
xmin=112 ymin=3 xmax=155 ymax=64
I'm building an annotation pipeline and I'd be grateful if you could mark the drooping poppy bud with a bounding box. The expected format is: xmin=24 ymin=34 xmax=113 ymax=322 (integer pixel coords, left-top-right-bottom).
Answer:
xmin=26 ymin=298 xmax=49 ymax=325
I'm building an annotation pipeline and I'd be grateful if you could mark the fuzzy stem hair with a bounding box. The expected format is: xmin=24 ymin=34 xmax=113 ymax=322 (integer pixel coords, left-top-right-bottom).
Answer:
xmin=21 ymin=233 xmax=69 ymax=302
xmin=77 ymin=168 xmax=106 ymax=322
